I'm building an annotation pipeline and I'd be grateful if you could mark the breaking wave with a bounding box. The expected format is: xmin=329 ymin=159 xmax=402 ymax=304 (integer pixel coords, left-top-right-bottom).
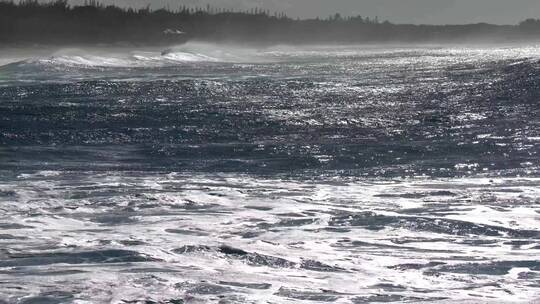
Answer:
xmin=23 ymin=50 xmax=220 ymax=68
xmin=3 ymin=43 xmax=540 ymax=71
xmin=0 ymin=42 xmax=264 ymax=70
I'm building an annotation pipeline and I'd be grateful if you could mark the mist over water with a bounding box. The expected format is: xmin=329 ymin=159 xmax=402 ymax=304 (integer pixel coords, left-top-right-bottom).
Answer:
xmin=0 ymin=43 xmax=540 ymax=303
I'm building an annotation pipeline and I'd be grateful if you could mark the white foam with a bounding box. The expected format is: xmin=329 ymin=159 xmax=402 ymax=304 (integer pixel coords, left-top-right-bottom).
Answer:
xmin=21 ymin=44 xmax=227 ymax=69
xmin=34 ymin=52 xmax=218 ymax=68
xmin=1 ymin=172 xmax=539 ymax=302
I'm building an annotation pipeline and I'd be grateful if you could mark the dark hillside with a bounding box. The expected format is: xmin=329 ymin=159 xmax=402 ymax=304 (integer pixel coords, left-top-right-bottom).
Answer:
xmin=1 ymin=0 xmax=540 ymax=45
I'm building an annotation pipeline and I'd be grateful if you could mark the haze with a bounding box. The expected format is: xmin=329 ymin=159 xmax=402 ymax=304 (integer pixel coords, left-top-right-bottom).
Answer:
xmin=67 ymin=0 xmax=540 ymax=25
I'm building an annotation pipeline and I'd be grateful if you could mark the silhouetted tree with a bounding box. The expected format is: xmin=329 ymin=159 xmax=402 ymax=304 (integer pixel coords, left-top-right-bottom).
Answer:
xmin=0 ymin=0 xmax=536 ymax=46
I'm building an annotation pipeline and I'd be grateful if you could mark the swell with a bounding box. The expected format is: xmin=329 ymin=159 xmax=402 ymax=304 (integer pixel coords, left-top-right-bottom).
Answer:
xmin=1 ymin=58 xmax=539 ymax=177
xmin=0 ymin=51 xmax=219 ymax=70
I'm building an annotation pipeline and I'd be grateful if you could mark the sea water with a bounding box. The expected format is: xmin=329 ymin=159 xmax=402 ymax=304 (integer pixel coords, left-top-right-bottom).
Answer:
xmin=0 ymin=43 xmax=539 ymax=303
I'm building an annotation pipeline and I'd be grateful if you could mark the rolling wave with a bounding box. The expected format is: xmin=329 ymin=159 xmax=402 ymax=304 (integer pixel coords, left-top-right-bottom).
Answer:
xmin=23 ymin=51 xmax=220 ymax=68
xmin=0 ymin=44 xmax=240 ymax=70
xmin=2 ymin=44 xmax=540 ymax=72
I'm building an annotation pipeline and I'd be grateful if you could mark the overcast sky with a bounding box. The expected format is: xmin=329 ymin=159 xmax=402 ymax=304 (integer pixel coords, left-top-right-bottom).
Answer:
xmin=70 ymin=0 xmax=540 ymax=25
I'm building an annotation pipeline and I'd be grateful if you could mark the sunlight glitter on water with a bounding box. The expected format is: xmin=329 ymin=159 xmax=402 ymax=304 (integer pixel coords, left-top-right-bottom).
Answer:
xmin=1 ymin=44 xmax=540 ymax=303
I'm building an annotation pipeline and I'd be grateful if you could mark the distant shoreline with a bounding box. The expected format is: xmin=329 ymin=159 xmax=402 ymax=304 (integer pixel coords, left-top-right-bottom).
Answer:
xmin=2 ymin=1 xmax=540 ymax=47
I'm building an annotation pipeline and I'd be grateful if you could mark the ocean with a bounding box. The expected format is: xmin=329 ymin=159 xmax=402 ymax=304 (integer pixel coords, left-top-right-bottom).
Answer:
xmin=0 ymin=43 xmax=539 ymax=303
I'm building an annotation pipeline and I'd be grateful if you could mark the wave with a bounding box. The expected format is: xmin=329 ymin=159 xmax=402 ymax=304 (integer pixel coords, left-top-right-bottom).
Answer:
xmin=0 ymin=44 xmax=235 ymax=70
xmin=31 ymin=51 xmax=220 ymax=68
xmin=4 ymin=44 xmax=540 ymax=70
xmin=0 ymin=43 xmax=385 ymax=70
xmin=0 ymin=42 xmax=289 ymax=70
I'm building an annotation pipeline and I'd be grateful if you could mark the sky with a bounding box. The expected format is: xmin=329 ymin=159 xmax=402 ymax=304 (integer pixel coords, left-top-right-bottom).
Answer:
xmin=70 ymin=0 xmax=540 ymax=25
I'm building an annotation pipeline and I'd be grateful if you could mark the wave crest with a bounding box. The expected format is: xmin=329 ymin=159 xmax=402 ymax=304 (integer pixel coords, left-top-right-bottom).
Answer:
xmin=33 ymin=51 xmax=219 ymax=68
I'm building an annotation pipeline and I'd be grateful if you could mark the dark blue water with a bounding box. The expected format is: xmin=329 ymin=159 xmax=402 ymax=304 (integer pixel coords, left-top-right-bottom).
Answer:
xmin=0 ymin=45 xmax=539 ymax=303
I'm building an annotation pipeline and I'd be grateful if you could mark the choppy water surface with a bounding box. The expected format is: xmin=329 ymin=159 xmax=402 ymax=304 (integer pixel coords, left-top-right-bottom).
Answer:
xmin=0 ymin=44 xmax=539 ymax=303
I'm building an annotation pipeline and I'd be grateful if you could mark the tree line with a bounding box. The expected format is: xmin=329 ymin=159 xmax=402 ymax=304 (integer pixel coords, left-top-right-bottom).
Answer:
xmin=1 ymin=0 xmax=539 ymax=46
